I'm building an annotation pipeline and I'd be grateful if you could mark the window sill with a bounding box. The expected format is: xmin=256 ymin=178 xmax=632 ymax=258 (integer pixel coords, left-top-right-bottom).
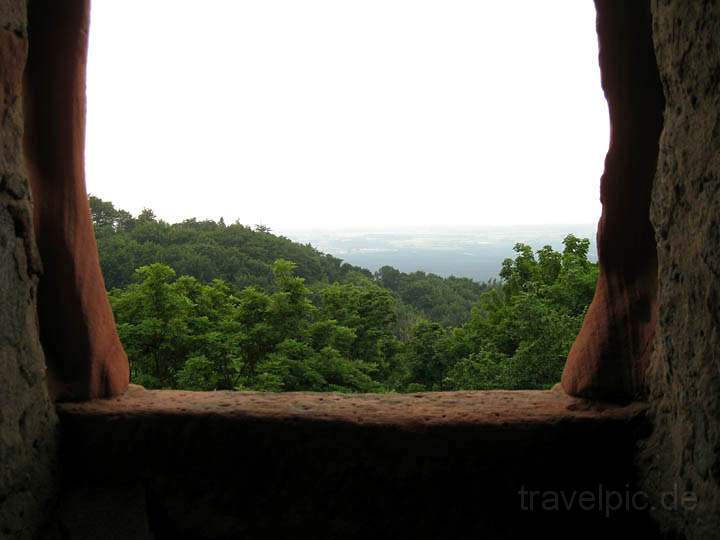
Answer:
xmin=54 ymin=386 xmax=654 ymax=539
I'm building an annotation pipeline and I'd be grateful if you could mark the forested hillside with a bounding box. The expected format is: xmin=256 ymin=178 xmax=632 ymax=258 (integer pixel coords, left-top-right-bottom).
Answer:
xmin=90 ymin=196 xmax=486 ymax=327
xmin=91 ymin=196 xmax=598 ymax=393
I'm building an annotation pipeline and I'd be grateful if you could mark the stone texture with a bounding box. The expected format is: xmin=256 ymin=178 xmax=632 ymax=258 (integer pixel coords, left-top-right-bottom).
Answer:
xmin=56 ymin=482 xmax=154 ymax=540
xmin=1 ymin=0 xmax=717 ymax=538
xmin=55 ymin=386 xmax=659 ymax=539
xmin=0 ymin=2 xmax=58 ymax=539
xmin=23 ymin=0 xmax=129 ymax=400
xmin=562 ymin=0 xmax=665 ymax=403
xmin=0 ymin=0 xmax=24 ymax=31
xmin=638 ymin=2 xmax=720 ymax=538
xmin=58 ymin=384 xmax=648 ymax=426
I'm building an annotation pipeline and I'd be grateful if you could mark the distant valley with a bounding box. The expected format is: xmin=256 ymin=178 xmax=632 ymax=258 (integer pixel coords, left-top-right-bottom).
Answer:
xmin=283 ymin=224 xmax=598 ymax=282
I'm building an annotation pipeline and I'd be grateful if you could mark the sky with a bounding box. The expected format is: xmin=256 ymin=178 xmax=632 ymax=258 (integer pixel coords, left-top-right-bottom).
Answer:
xmin=85 ymin=1 xmax=609 ymax=231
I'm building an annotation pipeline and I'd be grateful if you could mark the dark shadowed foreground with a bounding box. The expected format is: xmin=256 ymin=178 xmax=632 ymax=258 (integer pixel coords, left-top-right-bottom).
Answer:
xmin=55 ymin=386 xmax=658 ymax=540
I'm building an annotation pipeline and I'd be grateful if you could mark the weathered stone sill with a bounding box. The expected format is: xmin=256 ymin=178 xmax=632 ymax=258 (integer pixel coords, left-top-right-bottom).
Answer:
xmin=57 ymin=384 xmax=648 ymax=426
xmin=54 ymin=386 xmax=660 ymax=540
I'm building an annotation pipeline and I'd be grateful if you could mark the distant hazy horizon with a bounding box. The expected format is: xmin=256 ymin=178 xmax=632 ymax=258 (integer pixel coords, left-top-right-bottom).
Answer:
xmin=277 ymin=222 xmax=598 ymax=235
xmin=85 ymin=1 xmax=608 ymax=229
xmin=282 ymin=223 xmax=598 ymax=282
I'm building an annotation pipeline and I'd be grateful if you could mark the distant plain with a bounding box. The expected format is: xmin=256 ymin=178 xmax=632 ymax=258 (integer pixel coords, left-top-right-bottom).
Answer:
xmin=284 ymin=224 xmax=598 ymax=282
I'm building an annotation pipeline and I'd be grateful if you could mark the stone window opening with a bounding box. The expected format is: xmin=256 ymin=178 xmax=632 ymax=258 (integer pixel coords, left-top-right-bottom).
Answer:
xmin=9 ymin=1 xmax=720 ymax=539
xmin=21 ymin=0 xmax=662 ymax=404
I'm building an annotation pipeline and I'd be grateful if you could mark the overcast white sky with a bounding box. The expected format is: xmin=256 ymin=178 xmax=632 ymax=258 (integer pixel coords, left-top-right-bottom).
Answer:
xmin=86 ymin=1 xmax=608 ymax=230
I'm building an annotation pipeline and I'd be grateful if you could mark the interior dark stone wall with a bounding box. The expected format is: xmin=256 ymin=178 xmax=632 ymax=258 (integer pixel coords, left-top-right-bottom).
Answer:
xmin=639 ymin=2 xmax=720 ymax=538
xmin=1 ymin=0 xmax=719 ymax=538
xmin=0 ymin=1 xmax=58 ymax=538
xmin=562 ymin=0 xmax=664 ymax=403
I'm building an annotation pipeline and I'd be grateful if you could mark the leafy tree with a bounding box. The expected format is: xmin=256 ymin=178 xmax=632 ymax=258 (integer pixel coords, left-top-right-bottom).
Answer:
xmin=99 ymin=196 xmax=598 ymax=393
xmin=401 ymin=321 xmax=456 ymax=391
xmin=89 ymin=195 xmax=134 ymax=232
xmin=444 ymin=351 xmax=511 ymax=390
xmin=452 ymin=235 xmax=597 ymax=390
xmin=177 ymin=355 xmax=221 ymax=391
xmin=110 ymin=264 xmax=193 ymax=388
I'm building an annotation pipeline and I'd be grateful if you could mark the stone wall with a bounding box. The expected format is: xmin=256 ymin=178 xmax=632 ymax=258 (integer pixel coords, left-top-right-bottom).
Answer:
xmin=639 ymin=1 xmax=720 ymax=538
xmin=562 ymin=0 xmax=664 ymax=403
xmin=23 ymin=0 xmax=129 ymax=401
xmin=1 ymin=0 xmax=719 ymax=538
xmin=0 ymin=1 xmax=58 ymax=539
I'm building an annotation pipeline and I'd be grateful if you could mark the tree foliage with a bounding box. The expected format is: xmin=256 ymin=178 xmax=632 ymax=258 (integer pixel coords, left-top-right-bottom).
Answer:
xmin=96 ymin=197 xmax=598 ymax=392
